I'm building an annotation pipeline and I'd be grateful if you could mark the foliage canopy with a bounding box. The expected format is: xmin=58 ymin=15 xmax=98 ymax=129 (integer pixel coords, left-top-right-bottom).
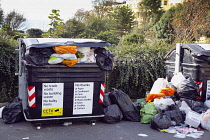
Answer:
xmin=172 ymin=0 xmax=210 ymax=42
xmin=109 ymin=5 xmax=135 ymax=35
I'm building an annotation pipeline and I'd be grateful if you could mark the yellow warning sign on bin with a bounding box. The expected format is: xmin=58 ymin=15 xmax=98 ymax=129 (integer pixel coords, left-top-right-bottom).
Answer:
xmin=42 ymin=108 xmax=63 ymax=117
xmin=41 ymin=83 xmax=64 ymax=117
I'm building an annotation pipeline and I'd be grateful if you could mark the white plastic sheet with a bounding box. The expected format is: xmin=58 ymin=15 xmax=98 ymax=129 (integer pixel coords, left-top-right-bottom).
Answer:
xmin=171 ymin=72 xmax=185 ymax=88
xmin=149 ymin=78 xmax=168 ymax=94
xmin=201 ymin=109 xmax=210 ymax=131
xmin=154 ymin=98 xmax=175 ymax=111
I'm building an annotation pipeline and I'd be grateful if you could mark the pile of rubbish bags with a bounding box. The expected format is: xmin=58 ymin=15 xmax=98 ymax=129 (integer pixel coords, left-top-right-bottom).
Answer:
xmin=0 ymin=89 xmax=140 ymax=124
xmin=102 ymin=89 xmax=140 ymax=123
xmin=137 ymin=72 xmax=210 ymax=138
xmin=25 ymin=46 xmax=114 ymax=71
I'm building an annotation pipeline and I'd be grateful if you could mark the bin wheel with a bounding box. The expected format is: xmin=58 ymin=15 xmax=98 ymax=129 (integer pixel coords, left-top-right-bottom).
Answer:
xmin=36 ymin=126 xmax=42 ymax=130
xmin=32 ymin=123 xmax=42 ymax=130
xmin=90 ymin=120 xmax=96 ymax=126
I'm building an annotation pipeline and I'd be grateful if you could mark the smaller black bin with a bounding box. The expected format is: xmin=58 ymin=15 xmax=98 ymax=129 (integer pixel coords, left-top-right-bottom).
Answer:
xmin=165 ymin=43 xmax=210 ymax=101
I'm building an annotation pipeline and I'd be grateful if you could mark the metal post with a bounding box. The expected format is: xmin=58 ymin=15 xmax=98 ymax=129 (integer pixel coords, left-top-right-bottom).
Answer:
xmin=175 ymin=43 xmax=181 ymax=74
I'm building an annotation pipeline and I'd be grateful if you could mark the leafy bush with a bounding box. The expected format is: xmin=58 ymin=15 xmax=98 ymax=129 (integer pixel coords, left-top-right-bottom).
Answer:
xmin=95 ymin=31 xmax=120 ymax=45
xmin=0 ymin=37 xmax=18 ymax=102
xmin=119 ymin=33 xmax=145 ymax=45
xmin=106 ymin=41 xmax=172 ymax=99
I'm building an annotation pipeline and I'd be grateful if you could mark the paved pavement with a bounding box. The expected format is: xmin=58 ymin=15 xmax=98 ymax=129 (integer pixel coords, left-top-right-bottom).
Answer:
xmin=0 ymin=119 xmax=210 ymax=140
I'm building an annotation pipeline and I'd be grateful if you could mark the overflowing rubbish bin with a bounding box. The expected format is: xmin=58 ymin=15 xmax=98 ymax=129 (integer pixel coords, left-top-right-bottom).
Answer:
xmin=142 ymin=44 xmax=210 ymax=137
xmin=17 ymin=38 xmax=113 ymax=124
xmin=165 ymin=43 xmax=210 ymax=101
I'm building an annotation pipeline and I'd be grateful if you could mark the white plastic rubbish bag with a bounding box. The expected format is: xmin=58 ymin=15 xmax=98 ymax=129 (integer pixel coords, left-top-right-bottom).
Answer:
xmin=154 ymin=98 xmax=175 ymax=111
xmin=179 ymin=100 xmax=191 ymax=115
xmin=48 ymin=56 xmax=64 ymax=64
xmin=149 ymin=78 xmax=168 ymax=94
xmin=77 ymin=47 xmax=96 ymax=63
xmin=201 ymin=109 xmax=210 ymax=131
xmin=51 ymin=53 xmax=77 ymax=60
xmin=171 ymin=72 xmax=185 ymax=88
xmin=204 ymin=100 xmax=210 ymax=108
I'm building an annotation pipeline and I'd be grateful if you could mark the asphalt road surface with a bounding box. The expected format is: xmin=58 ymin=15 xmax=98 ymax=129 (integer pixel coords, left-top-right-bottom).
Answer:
xmin=0 ymin=119 xmax=210 ymax=140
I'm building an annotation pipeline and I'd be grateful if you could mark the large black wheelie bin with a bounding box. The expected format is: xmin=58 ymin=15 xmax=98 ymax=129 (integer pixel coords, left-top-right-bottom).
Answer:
xmin=17 ymin=38 xmax=112 ymax=125
xmin=165 ymin=43 xmax=210 ymax=101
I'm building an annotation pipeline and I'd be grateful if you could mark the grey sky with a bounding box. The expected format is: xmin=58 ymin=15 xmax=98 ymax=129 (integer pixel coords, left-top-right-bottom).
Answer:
xmin=1 ymin=0 xmax=94 ymax=30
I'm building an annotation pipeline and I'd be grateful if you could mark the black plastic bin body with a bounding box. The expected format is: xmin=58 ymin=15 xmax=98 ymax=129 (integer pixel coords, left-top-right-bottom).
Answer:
xmin=26 ymin=64 xmax=105 ymax=120
xmin=17 ymin=38 xmax=110 ymax=122
xmin=165 ymin=44 xmax=210 ymax=101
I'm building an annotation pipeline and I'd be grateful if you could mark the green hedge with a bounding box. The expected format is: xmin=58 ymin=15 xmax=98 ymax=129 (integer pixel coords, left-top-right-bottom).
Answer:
xmin=106 ymin=42 xmax=172 ymax=99
xmin=0 ymin=38 xmax=18 ymax=102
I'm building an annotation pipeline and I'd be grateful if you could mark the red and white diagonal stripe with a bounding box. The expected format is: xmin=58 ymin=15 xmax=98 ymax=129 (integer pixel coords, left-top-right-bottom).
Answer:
xmin=195 ymin=81 xmax=203 ymax=96
xmin=28 ymin=86 xmax=36 ymax=107
xmin=99 ymin=83 xmax=105 ymax=103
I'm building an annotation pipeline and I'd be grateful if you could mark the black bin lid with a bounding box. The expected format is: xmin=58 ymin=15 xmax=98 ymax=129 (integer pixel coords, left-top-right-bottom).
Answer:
xmin=20 ymin=38 xmax=111 ymax=48
xmin=165 ymin=43 xmax=210 ymax=59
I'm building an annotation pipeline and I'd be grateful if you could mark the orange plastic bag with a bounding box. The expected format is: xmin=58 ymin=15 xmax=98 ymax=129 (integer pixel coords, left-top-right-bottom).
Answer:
xmin=146 ymin=93 xmax=166 ymax=102
xmin=159 ymin=88 xmax=175 ymax=96
xmin=53 ymin=46 xmax=77 ymax=54
xmin=62 ymin=59 xmax=78 ymax=67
